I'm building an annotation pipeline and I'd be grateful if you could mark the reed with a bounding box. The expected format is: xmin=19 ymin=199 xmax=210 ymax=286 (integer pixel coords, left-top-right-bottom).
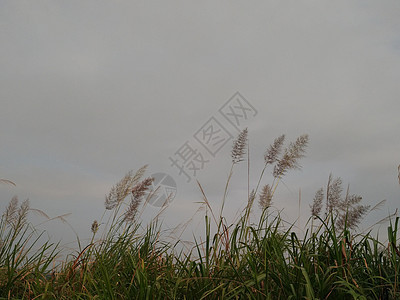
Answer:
xmin=0 ymin=132 xmax=398 ymax=299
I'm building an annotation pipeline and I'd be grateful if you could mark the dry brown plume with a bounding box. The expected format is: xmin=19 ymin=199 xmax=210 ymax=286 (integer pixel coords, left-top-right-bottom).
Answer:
xmin=231 ymin=128 xmax=248 ymax=164
xmin=273 ymin=134 xmax=309 ymax=178
xmin=0 ymin=179 xmax=16 ymax=186
xmin=124 ymin=177 xmax=154 ymax=222
xmin=259 ymin=184 xmax=272 ymax=209
xmin=264 ymin=134 xmax=285 ymax=165
xmin=105 ymin=165 xmax=147 ymax=210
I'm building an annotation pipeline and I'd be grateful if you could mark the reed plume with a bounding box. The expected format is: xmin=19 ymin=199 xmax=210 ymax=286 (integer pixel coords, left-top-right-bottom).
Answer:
xmin=311 ymin=174 xmax=370 ymax=230
xmin=3 ymin=196 xmax=18 ymax=226
xmin=336 ymin=193 xmax=370 ymax=230
xmin=0 ymin=179 xmax=16 ymax=186
xmin=259 ymin=184 xmax=272 ymax=209
xmin=310 ymin=188 xmax=323 ymax=218
xmin=231 ymin=128 xmax=248 ymax=164
xmin=124 ymin=177 xmax=154 ymax=222
xmin=91 ymin=220 xmax=99 ymax=234
xmin=264 ymin=134 xmax=285 ymax=165
xmin=253 ymin=134 xmax=308 ymax=212
xmin=273 ymin=134 xmax=308 ymax=178
xmin=17 ymin=199 xmax=30 ymax=228
xmin=105 ymin=165 xmax=147 ymax=210
xmin=2 ymin=197 xmax=30 ymax=229
xmin=326 ymin=174 xmax=342 ymax=213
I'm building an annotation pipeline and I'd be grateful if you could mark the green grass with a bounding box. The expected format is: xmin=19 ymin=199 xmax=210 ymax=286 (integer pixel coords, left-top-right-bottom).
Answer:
xmin=3 ymin=205 xmax=399 ymax=299
xmin=1 ymin=198 xmax=399 ymax=299
xmin=1 ymin=132 xmax=399 ymax=299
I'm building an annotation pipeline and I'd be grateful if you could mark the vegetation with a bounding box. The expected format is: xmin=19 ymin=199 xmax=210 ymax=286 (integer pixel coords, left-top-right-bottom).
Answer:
xmin=0 ymin=131 xmax=399 ymax=299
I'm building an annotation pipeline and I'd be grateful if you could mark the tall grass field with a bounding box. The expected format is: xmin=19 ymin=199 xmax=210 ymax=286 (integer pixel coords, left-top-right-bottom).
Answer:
xmin=1 ymin=131 xmax=399 ymax=299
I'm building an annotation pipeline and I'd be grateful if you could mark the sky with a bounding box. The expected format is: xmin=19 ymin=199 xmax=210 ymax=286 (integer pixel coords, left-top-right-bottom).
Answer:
xmin=1 ymin=1 xmax=400 ymax=248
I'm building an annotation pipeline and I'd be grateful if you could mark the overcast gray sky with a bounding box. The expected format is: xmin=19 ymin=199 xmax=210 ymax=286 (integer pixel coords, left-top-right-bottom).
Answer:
xmin=1 ymin=1 xmax=399 ymax=245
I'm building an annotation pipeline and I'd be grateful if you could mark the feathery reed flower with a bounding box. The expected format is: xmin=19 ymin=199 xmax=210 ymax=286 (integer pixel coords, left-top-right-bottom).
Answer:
xmin=326 ymin=174 xmax=342 ymax=213
xmin=124 ymin=177 xmax=154 ymax=222
xmin=231 ymin=128 xmax=248 ymax=164
xmin=312 ymin=174 xmax=370 ymax=229
xmin=18 ymin=199 xmax=29 ymax=227
xmin=91 ymin=220 xmax=99 ymax=234
xmin=273 ymin=134 xmax=309 ymax=178
xmin=3 ymin=196 xmax=18 ymax=225
xmin=3 ymin=197 xmax=30 ymax=229
xmin=131 ymin=177 xmax=154 ymax=200
xmin=245 ymin=189 xmax=256 ymax=211
xmin=105 ymin=165 xmax=147 ymax=210
xmin=337 ymin=203 xmax=370 ymax=230
xmin=259 ymin=184 xmax=272 ymax=209
xmin=0 ymin=179 xmax=16 ymax=186
xmin=310 ymin=188 xmax=324 ymax=218
xmin=264 ymin=134 xmax=285 ymax=165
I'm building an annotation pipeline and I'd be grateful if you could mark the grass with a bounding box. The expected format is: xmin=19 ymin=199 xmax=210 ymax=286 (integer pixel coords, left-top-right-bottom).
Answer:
xmin=1 ymin=131 xmax=399 ymax=299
